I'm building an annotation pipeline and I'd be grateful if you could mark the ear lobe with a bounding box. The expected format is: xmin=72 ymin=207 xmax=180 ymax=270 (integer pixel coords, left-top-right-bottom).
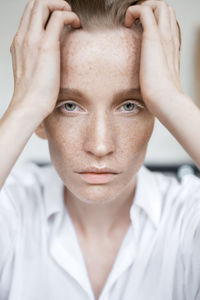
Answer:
xmin=35 ymin=122 xmax=47 ymax=140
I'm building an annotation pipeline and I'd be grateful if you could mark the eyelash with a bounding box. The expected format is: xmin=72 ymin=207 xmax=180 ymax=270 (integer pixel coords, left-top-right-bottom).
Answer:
xmin=57 ymin=100 xmax=144 ymax=114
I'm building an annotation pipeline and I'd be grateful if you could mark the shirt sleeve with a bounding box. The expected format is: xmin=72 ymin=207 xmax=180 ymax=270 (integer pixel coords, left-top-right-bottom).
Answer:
xmin=0 ymin=184 xmax=19 ymax=277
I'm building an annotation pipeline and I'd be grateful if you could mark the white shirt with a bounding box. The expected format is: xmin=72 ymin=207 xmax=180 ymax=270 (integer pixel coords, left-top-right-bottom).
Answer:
xmin=0 ymin=162 xmax=200 ymax=300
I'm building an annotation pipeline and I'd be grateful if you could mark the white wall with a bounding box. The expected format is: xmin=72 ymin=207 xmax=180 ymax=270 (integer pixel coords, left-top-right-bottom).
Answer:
xmin=0 ymin=0 xmax=199 ymax=167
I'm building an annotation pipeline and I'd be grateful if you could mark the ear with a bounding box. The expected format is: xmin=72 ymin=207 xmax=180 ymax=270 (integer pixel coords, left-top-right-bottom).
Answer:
xmin=35 ymin=122 xmax=47 ymax=140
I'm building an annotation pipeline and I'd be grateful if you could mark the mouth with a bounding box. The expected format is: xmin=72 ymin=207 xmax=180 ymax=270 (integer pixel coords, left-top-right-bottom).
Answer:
xmin=77 ymin=172 xmax=118 ymax=184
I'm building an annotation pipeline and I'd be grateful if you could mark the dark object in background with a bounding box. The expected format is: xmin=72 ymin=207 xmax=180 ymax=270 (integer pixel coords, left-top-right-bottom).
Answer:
xmin=145 ymin=163 xmax=200 ymax=182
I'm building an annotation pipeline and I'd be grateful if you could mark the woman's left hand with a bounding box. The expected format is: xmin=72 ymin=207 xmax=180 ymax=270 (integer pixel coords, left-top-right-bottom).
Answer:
xmin=124 ymin=0 xmax=183 ymax=113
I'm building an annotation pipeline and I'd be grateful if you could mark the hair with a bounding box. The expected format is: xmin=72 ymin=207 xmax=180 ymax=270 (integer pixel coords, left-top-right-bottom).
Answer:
xmin=66 ymin=0 xmax=181 ymax=46
xmin=67 ymin=0 xmax=146 ymax=29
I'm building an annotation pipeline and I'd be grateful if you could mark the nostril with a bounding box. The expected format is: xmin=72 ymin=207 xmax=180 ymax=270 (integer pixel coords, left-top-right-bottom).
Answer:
xmin=84 ymin=142 xmax=115 ymax=158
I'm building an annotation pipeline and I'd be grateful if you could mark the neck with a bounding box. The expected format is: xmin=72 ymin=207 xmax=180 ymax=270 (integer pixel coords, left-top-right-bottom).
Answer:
xmin=64 ymin=178 xmax=137 ymax=240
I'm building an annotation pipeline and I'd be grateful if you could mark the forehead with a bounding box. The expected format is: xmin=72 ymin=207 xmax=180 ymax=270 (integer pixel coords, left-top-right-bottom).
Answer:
xmin=60 ymin=27 xmax=142 ymax=89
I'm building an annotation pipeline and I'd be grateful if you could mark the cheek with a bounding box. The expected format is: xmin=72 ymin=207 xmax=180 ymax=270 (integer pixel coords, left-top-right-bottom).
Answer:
xmin=116 ymin=114 xmax=154 ymax=156
xmin=114 ymin=115 xmax=154 ymax=177
xmin=43 ymin=115 xmax=83 ymax=164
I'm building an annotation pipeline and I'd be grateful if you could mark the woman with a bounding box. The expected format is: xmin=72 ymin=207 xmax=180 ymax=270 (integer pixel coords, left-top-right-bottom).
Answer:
xmin=0 ymin=0 xmax=200 ymax=299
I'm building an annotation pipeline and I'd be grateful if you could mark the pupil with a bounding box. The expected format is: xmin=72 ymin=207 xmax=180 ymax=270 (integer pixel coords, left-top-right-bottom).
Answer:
xmin=65 ymin=103 xmax=76 ymax=111
xmin=125 ymin=103 xmax=135 ymax=111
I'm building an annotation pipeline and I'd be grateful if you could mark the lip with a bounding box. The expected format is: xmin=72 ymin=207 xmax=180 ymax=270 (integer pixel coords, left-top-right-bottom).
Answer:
xmin=78 ymin=172 xmax=118 ymax=184
xmin=78 ymin=166 xmax=119 ymax=174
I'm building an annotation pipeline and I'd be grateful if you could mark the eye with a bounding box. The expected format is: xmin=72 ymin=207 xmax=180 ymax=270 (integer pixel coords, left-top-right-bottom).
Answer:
xmin=118 ymin=101 xmax=144 ymax=113
xmin=58 ymin=101 xmax=82 ymax=112
xmin=56 ymin=100 xmax=144 ymax=114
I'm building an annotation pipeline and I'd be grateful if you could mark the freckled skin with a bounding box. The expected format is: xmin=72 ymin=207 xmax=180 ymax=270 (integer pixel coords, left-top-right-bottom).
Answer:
xmin=38 ymin=26 xmax=155 ymax=235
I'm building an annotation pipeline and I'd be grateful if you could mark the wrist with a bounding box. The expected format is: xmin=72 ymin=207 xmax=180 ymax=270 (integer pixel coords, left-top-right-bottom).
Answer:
xmin=146 ymin=89 xmax=198 ymax=130
xmin=145 ymin=87 xmax=185 ymax=115
xmin=8 ymin=96 xmax=50 ymax=125
xmin=3 ymin=103 xmax=44 ymax=137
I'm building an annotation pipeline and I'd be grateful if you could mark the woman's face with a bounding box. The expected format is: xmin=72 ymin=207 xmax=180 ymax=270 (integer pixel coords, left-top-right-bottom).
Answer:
xmin=39 ymin=26 xmax=155 ymax=204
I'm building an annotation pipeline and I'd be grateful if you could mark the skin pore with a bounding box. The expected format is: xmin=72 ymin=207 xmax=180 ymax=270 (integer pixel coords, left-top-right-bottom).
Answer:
xmin=36 ymin=25 xmax=155 ymax=242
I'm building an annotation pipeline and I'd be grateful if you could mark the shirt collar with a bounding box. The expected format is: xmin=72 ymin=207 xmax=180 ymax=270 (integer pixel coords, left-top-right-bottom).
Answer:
xmin=43 ymin=165 xmax=65 ymax=220
xmin=43 ymin=164 xmax=162 ymax=228
xmin=130 ymin=165 xmax=162 ymax=229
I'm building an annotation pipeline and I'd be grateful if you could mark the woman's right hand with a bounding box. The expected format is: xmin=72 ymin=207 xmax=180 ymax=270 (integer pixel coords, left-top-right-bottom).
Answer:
xmin=9 ymin=0 xmax=81 ymax=120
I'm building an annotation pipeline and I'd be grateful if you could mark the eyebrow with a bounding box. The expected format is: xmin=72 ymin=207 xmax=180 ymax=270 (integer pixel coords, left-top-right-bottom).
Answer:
xmin=58 ymin=87 xmax=144 ymax=104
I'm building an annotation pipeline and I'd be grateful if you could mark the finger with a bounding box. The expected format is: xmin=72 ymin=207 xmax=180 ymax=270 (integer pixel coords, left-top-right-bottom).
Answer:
xmin=27 ymin=0 xmax=72 ymax=38
xmin=45 ymin=10 xmax=81 ymax=43
xmin=141 ymin=1 xmax=175 ymax=74
xmin=169 ymin=7 xmax=181 ymax=49
xmin=10 ymin=0 xmax=35 ymax=81
xmin=15 ymin=0 xmax=35 ymax=41
xmin=169 ymin=6 xmax=181 ymax=74
xmin=141 ymin=1 xmax=171 ymax=41
xmin=124 ymin=5 xmax=159 ymax=40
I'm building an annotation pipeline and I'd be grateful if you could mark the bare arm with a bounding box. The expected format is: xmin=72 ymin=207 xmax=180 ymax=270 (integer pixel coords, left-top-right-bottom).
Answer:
xmin=0 ymin=0 xmax=81 ymax=189
xmin=144 ymin=91 xmax=200 ymax=170
xmin=0 ymin=102 xmax=47 ymax=189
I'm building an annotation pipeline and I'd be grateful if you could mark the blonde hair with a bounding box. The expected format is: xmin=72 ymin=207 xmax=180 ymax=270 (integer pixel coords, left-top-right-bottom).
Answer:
xmin=67 ymin=0 xmax=181 ymax=46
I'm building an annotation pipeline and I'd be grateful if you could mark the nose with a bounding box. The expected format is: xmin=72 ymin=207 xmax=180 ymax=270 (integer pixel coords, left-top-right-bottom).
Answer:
xmin=83 ymin=112 xmax=116 ymax=158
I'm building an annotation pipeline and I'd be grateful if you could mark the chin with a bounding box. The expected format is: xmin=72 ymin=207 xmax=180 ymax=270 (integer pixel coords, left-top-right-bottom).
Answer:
xmin=79 ymin=196 xmax=116 ymax=205
xmin=66 ymin=183 xmax=122 ymax=205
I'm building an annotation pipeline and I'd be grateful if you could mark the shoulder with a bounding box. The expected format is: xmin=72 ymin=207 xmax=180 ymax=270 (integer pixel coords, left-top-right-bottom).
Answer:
xmin=0 ymin=162 xmax=54 ymax=220
xmin=143 ymin=165 xmax=200 ymax=208
xmin=150 ymin=168 xmax=200 ymax=250
xmin=3 ymin=161 xmax=52 ymax=187
xmin=140 ymin=166 xmax=200 ymax=229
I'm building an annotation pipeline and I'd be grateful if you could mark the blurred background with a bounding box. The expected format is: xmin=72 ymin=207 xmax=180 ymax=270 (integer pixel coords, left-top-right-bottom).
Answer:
xmin=0 ymin=0 xmax=200 ymax=175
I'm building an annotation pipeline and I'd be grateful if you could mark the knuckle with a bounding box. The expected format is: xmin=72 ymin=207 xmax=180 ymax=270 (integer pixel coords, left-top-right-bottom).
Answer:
xmin=71 ymin=11 xmax=78 ymax=18
xmin=70 ymin=11 xmax=78 ymax=22
xmin=13 ymin=33 xmax=23 ymax=46
xmin=51 ymin=10 xmax=63 ymax=19
xmin=10 ymin=44 xmax=13 ymax=53
xmin=126 ymin=5 xmax=137 ymax=17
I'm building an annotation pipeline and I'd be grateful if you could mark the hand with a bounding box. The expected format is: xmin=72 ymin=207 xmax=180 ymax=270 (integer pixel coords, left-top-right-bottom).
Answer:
xmin=124 ymin=0 xmax=183 ymax=113
xmin=9 ymin=0 xmax=81 ymax=119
